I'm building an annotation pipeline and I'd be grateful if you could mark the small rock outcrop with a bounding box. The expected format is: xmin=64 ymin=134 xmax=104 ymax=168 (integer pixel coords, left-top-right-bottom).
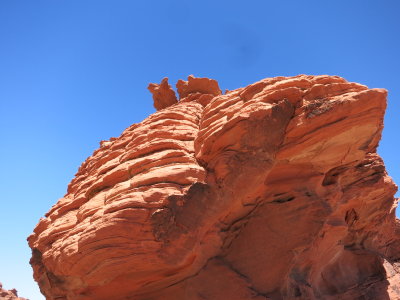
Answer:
xmin=0 ymin=283 xmax=28 ymax=300
xmin=148 ymin=77 xmax=178 ymax=111
xmin=29 ymin=75 xmax=400 ymax=300
xmin=176 ymin=75 xmax=221 ymax=99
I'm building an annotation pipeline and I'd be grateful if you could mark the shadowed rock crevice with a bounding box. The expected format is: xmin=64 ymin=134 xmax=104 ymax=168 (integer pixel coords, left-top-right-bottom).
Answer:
xmin=28 ymin=75 xmax=399 ymax=300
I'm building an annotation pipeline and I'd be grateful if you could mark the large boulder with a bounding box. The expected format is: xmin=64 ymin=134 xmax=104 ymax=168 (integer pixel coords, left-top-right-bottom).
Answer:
xmin=28 ymin=75 xmax=400 ymax=299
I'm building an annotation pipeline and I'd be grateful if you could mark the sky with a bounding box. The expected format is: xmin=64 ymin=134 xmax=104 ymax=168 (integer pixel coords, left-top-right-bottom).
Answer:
xmin=0 ymin=1 xmax=399 ymax=299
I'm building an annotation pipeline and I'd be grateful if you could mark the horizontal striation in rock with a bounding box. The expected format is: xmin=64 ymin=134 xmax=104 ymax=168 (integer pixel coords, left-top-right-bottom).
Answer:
xmin=29 ymin=101 xmax=206 ymax=299
xmin=28 ymin=75 xmax=400 ymax=300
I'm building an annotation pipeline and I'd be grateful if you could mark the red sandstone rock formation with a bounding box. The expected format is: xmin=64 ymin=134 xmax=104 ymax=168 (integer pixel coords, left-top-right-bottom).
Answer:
xmin=0 ymin=283 xmax=28 ymax=300
xmin=28 ymin=75 xmax=400 ymax=300
xmin=176 ymin=75 xmax=221 ymax=99
xmin=147 ymin=77 xmax=178 ymax=111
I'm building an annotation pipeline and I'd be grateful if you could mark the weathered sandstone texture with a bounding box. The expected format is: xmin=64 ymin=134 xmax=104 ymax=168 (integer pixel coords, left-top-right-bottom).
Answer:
xmin=29 ymin=75 xmax=400 ymax=299
xmin=0 ymin=282 xmax=28 ymax=300
xmin=147 ymin=78 xmax=178 ymax=111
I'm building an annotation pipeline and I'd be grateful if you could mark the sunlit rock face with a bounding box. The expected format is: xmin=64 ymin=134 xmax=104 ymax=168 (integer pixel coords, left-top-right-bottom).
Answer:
xmin=28 ymin=75 xmax=400 ymax=300
xmin=0 ymin=282 xmax=28 ymax=300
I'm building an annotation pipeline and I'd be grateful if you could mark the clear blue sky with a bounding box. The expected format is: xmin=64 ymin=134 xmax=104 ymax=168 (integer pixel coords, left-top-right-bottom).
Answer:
xmin=0 ymin=1 xmax=399 ymax=299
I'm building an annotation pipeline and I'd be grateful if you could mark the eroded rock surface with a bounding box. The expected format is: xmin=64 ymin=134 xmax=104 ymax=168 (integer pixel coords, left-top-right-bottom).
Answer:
xmin=29 ymin=75 xmax=400 ymax=300
xmin=148 ymin=77 xmax=178 ymax=111
xmin=0 ymin=283 xmax=28 ymax=300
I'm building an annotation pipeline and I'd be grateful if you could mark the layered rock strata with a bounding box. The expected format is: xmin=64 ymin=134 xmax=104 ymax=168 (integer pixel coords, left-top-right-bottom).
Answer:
xmin=29 ymin=75 xmax=399 ymax=300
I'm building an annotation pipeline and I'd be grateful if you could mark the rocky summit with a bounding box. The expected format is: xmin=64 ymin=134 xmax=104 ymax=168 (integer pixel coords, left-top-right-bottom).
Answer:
xmin=28 ymin=75 xmax=399 ymax=300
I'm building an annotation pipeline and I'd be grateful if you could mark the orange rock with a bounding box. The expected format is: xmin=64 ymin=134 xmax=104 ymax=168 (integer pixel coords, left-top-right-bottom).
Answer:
xmin=28 ymin=75 xmax=400 ymax=300
xmin=148 ymin=77 xmax=178 ymax=110
xmin=176 ymin=75 xmax=221 ymax=99
xmin=0 ymin=283 xmax=28 ymax=300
